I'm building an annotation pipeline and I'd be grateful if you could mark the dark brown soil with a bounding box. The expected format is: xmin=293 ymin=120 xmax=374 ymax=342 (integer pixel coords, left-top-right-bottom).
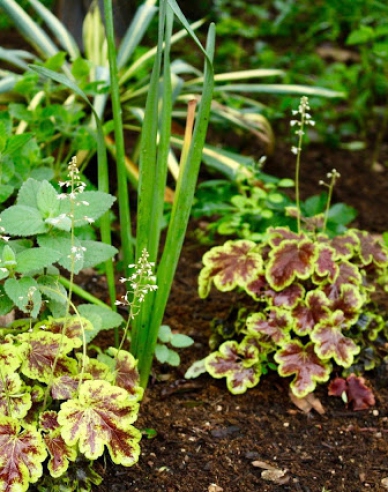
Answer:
xmin=95 ymin=143 xmax=388 ymax=492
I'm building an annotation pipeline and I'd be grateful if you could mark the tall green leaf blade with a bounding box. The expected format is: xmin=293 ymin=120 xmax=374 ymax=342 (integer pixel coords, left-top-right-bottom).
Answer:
xmin=117 ymin=1 xmax=158 ymax=69
xmin=0 ymin=0 xmax=58 ymax=59
xmin=28 ymin=0 xmax=80 ymax=60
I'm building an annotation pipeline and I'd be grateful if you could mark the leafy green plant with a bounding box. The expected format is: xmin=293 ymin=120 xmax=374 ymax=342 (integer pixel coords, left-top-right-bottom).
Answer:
xmin=0 ymin=110 xmax=53 ymax=203
xmin=0 ymin=0 xmax=343 ymax=182
xmin=0 ymin=166 xmax=117 ymax=320
xmin=186 ymin=97 xmax=388 ymax=403
xmin=0 ymin=159 xmax=160 ymax=491
xmin=192 ymin=164 xmax=356 ymax=243
xmin=192 ymin=160 xmax=296 ymax=242
xmin=155 ymin=324 xmax=194 ymax=367
xmin=0 ymin=316 xmax=143 ymax=492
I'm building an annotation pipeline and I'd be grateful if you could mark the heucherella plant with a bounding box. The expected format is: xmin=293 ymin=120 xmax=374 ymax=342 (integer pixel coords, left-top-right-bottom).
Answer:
xmin=0 ymin=157 xmax=151 ymax=491
xmin=0 ymin=158 xmax=118 ymax=320
xmin=186 ymin=97 xmax=388 ymax=404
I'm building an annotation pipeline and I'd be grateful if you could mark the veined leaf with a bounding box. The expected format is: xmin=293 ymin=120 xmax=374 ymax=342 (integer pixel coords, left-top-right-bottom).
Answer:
xmin=311 ymin=311 xmax=360 ymax=367
xmin=58 ymin=380 xmax=141 ymax=465
xmin=0 ymin=373 xmax=32 ymax=419
xmin=206 ymin=340 xmax=261 ymax=395
xmin=246 ymin=309 xmax=292 ymax=345
xmin=107 ymin=348 xmax=143 ymax=401
xmin=16 ymin=247 xmax=62 ymax=274
xmin=0 ymin=205 xmax=46 ymax=236
xmin=0 ymin=416 xmax=47 ymax=492
xmin=40 ymin=410 xmax=77 ymax=478
xmin=198 ymin=240 xmax=263 ymax=298
xmin=4 ymin=276 xmax=42 ymax=317
xmin=266 ymin=239 xmax=318 ymax=290
xmin=292 ymin=289 xmax=331 ymax=336
xmin=17 ymin=331 xmax=77 ymax=383
xmin=274 ymin=341 xmax=332 ymax=398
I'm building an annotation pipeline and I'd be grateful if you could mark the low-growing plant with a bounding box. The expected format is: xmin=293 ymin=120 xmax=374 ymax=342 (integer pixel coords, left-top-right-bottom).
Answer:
xmin=186 ymin=97 xmax=388 ymax=405
xmin=192 ymin=160 xmax=356 ymax=243
xmin=0 ymin=160 xmax=118 ymax=320
xmin=0 ymin=158 xmax=159 ymax=491
xmin=155 ymin=324 xmax=194 ymax=367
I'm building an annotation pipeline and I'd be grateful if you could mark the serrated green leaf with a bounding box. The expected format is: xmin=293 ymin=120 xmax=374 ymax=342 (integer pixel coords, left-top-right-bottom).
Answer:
xmin=16 ymin=247 xmax=62 ymax=274
xmin=81 ymin=240 xmax=118 ymax=268
xmin=77 ymin=304 xmax=124 ymax=343
xmin=72 ymin=191 xmax=116 ymax=226
xmin=16 ymin=177 xmax=41 ymax=208
xmin=4 ymin=276 xmax=42 ymax=317
xmin=0 ymin=205 xmax=46 ymax=236
xmin=36 ymin=180 xmax=60 ymax=218
xmin=37 ymin=234 xmax=84 ymax=273
xmin=37 ymin=275 xmax=68 ymax=305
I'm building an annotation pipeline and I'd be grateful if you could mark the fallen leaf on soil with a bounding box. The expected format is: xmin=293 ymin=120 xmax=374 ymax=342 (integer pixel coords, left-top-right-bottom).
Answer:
xmin=261 ymin=469 xmax=290 ymax=484
xmin=289 ymin=391 xmax=326 ymax=414
xmin=381 ymin=477 xmax=388 ymax=489
xmin=208 ymin=484 xmax=223 ymax=492
xmin=252 ymin=460 xmax=278 ymax=470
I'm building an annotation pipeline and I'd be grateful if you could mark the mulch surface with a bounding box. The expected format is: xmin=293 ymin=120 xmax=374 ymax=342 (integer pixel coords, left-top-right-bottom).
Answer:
xmin=96 ymin=142 xmax=388 ymax=492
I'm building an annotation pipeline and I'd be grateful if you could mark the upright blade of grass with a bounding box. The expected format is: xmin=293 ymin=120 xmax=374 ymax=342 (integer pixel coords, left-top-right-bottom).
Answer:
xmin=0 ymin=0 xmax=58 ymax=59
xmin=28 ymin=0 xmax=80 ymax=60
xmin=29 ymin=65 xmax=117 ymax=309
xmin=117 ymin=0 xmax=158 ymax=70
xmin=136 ymin=19 xmax=215 ymax=388
xmin=131 ymin=0 xmax=173 ymax=359
xmin=103 ymin=0 xmax=134 ymax=281
xmin=119 ymin=18 xmax=205 ymax=86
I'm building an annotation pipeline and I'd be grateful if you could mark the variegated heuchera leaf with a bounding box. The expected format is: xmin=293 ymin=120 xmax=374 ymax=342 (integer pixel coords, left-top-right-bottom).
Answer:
xmin=311 ymin=310 xmax=360 ymax=367
xmin=0 ymin=416 xmax=47 ymax=492
xmin=57 ymin=380 xmax=141 ymax=466
xmin=246 ymin=308 xmax=292 ymax=345
xmin=266 ymin=239 xmax=318 ymax=290
xmin=0 ymin=373 xmax=32 ymax=419
xmin=198 ymin=240 xmax=262 ymax=297
xmin=40 ymin=411 xmax=77 ymax=478
xmin=328 ymin=374 xmax=375 ymax=410
xmin=205 ymin=340 xmax=261 ymax=394
xmin=274 ymin=341 xmax=332 ymax=397
xmin=107 ymin=348 xmax=144 ymax=400
xmin=17 ymin=331 xmax=78 ymax=383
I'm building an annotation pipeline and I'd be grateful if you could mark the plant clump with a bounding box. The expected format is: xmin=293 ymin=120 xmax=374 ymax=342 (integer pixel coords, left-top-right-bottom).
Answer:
xmin=187 ymin=97 xmax=388 ymax=404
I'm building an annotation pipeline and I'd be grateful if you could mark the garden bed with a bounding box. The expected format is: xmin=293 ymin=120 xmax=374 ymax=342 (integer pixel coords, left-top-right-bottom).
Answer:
xmin=94 ymin=143 xmax=388 ymax=492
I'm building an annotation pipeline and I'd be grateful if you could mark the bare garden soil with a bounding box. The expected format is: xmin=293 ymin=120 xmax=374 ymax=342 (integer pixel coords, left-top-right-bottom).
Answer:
xmin=93 ymin=142 xmax=388 ymax=492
